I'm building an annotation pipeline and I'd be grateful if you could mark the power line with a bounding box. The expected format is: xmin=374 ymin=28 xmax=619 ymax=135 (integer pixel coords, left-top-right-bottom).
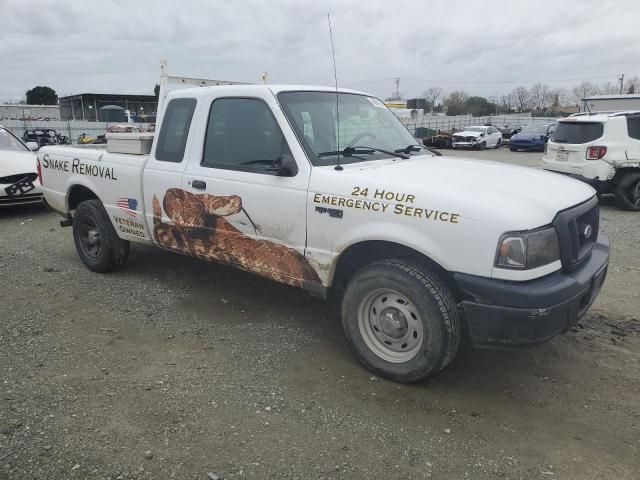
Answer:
xmin=344 ymin=73 xmax=630 ymax=87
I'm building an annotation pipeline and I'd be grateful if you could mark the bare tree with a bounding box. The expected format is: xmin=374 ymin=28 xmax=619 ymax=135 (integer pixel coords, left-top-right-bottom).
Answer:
xmin=499 ymin=92 xmax=515 ymax=113
xmin=572 ymin=81 xmax=597 ymax=104
xmin=512 ymin=86 xmax=530 ymax=112
xmin=626 ymin=76 xmax=640 ymax=94
xmin=423 ymin=87 xmax=444 ymax=113
xmin=530 ymin=83 xmax=552 ymax=112
xmin=596 ymin=81 xmax=619 ymax=95
xmin=443 ymin=90 xmax=469 ymax=115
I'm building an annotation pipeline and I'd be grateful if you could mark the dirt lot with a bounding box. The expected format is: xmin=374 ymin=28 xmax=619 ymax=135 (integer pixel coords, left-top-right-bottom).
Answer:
xmin=1 ymin=150 xmax=639 ymax=479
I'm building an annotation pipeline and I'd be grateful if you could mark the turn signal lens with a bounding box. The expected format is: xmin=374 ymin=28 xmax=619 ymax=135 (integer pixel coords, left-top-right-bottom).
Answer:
xmin=37 ymin=158 xmax=43 ymax=186
xmin=586 ymin=146 xmax=607 ymax=160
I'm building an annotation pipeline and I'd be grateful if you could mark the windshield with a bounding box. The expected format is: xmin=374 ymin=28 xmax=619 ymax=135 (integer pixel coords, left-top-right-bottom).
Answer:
xmin=521 ymin=124 xmax=549 ymax=134
xmin=278 ymin=91 xmax=421 ymax=166
xmin=0 ymin=128 xmax=28 ymax=152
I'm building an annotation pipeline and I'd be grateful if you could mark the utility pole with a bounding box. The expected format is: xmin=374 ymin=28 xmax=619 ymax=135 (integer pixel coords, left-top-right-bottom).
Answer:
xmin=618 ymin=73 xmax=625 ymax=94
xmin=395 ymin=77 xmax=400 ymax=100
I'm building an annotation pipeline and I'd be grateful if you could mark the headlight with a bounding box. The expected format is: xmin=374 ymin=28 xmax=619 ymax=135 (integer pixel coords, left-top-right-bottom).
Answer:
xmin=495 ymin=226 xmax=560 ymax=269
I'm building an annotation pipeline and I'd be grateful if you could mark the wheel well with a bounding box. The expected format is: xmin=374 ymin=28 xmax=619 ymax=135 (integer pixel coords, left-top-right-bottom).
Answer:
xmin=67 ymin=185 xmax=98 ymax=211
xmin=331 ymin=240 xmax=461 ymax=301
xmin=613 ymin=166 xmax=640 ymax=184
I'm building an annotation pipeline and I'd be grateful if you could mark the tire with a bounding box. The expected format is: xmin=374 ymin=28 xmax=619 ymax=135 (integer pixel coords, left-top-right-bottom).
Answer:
xmin=496 ymin=139 xmax=502 ymax=149
xmin=614 ymin=171 xmax=640 ymax=211
xmin=72 ymin=199 xmax=130 ymax=272
xmin=479 ymin=142 xmax=486 ymax=150
xmin=341 ymin=259 xmax=461 ymax=383
xmin=510 ymin=147 xmax=517 ymax=152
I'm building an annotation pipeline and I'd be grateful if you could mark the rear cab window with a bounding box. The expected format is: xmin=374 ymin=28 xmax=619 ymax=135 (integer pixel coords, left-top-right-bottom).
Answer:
xmin=551 ymin=122 xmax=604 ymax=144
xmin=155 ymin=98 xmax=197 ymax=162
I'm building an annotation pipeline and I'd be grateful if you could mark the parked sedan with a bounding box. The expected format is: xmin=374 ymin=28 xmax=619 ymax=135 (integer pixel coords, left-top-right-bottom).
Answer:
xmin=509 ymin=123 xmax=556 ymax=152
xmin=0 ymin=126 xmax=43 ymax=207
xmin=452 ymin=126 xmax=502 ymax=149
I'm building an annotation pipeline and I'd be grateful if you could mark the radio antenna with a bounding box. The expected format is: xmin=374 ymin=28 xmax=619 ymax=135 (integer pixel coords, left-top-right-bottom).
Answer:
xmin=327 ymin=13 xmax=343 ymax=171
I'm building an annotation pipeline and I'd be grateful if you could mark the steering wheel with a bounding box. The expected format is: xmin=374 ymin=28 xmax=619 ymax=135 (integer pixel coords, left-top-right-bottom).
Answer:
xmin=346 ymin=132 xmax=376 ymax=148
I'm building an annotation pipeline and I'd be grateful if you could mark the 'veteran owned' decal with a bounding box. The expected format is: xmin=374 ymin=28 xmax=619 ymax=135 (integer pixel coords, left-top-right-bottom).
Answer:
xmin=41 ymin=155 xmax=117 ymax=180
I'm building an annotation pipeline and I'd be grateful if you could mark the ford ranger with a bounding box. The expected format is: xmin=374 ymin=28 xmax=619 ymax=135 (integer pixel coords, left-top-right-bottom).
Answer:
xmin=38 ymin=84 xmax=609 ymax=383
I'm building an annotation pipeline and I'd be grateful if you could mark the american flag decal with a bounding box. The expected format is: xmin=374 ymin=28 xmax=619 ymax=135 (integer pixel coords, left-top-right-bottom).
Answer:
xmin=116 ymin=197 xmax=138 ymax=217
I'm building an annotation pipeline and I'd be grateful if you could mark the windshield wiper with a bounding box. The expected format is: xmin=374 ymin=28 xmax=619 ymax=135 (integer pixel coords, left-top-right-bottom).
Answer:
xmin=394 ymin=144 xmax=422 ymax=154
xmin=317 ymin=146 xmax=409 ymax=160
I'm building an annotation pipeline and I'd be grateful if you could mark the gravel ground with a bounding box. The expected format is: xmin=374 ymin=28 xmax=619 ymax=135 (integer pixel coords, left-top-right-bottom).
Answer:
xmin=1 ymin=150 xmax=639 ymax=479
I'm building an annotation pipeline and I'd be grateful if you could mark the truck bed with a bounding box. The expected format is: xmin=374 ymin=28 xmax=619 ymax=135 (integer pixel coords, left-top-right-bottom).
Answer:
xmin=39 ymin=146 xmax=154 ymax=244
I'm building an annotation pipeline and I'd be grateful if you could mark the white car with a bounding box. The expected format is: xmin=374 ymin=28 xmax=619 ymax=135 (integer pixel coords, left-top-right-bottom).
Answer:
xmin=452 ymin=125 xmax=503 ymax=150
xmin=0 ymin=126 xmax=42 ymax=207
xmin=543 ymin=111 xmax=640 ymax=211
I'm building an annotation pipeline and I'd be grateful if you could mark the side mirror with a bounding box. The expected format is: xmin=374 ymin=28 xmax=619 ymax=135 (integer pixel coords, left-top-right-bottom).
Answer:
xmin=267 ymin=153 xmax=298 ymax=176
xmin=26 ymin=141 xmax=39 ymax=151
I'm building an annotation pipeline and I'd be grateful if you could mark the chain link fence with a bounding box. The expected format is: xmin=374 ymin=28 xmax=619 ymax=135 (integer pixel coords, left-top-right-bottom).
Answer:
xmin=399 ymin=114 xmax=558 ymax=137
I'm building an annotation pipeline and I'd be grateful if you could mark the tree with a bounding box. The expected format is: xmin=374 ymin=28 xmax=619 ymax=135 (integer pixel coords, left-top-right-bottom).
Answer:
xmin=423 ymin=87 xmax=443 ymax=113
xmin=464 ymin=96 xmax=497 ymax=116
xmin=443 ymin=90 xmax=469 ymax=115
xmin=154 ymin=84 xmax=160 ymax=97
xmin=626 ymin=76 xmax=639 ymax=94
xmin=512 ymin=86 xmax=531 ymax=112
xmin=25 ymin=86 xmax=58 ymax=105
xmin=530 ymin=82 xmax=552 ymax=112
xmin=499 ymin=92 xmax=515 ymax=113
xmin=572 ymin=81 xmax=597 ymax=103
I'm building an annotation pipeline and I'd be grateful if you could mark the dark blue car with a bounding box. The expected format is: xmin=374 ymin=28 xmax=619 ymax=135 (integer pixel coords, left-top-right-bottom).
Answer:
xmin=509 ymin=123 xmax=556 ymax=152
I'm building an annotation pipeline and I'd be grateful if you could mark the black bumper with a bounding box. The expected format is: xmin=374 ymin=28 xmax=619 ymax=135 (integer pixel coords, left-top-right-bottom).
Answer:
xmin=453 ymin=236 xmax=609 ymax=349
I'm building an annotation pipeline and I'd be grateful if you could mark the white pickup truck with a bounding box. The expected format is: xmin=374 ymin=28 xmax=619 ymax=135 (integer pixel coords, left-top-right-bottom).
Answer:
xmin=39 ymin=84 xmax=609 ymax=383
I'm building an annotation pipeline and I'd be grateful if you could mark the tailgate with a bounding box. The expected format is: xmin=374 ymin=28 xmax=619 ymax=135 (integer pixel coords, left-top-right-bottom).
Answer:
xmin=543 ymin=121 xmax=605 ymax=174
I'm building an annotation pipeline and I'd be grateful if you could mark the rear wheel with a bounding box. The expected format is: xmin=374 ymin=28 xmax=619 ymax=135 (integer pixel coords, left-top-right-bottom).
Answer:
xmin=614 ymin=172 xmax=640 ymax=211
xmin=73 ymin=199 xmax=130 ymax=272
xmin=510 ymin=147 xmax=517 ymax=152
xmin=341 ymin=259 xmax=461 ymax=383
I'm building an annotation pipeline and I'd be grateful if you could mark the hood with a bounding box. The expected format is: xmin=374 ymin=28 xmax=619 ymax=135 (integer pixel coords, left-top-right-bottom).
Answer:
xmin=329 ymin=155 xmax=594 ymax=230
xmin=512 ymin=131 xmax=545 ymax=141
xmin=0 ymin=149 xmax=38 ymax=178
xmin=453 ymin=130 xmax=482 ymax=138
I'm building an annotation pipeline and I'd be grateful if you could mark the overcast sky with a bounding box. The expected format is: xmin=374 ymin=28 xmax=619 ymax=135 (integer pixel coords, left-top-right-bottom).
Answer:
xmin=1 ymin=0 xmax=638 ymax=103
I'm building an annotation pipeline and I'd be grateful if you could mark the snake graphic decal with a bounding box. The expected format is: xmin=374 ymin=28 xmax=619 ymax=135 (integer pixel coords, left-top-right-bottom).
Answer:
xmin=152 ymin=188 xmax=320 ymax=287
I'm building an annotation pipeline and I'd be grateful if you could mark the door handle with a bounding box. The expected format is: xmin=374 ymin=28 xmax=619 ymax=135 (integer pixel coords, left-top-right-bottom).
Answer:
xmin=192 ymin=180 xmax=206 ymax=190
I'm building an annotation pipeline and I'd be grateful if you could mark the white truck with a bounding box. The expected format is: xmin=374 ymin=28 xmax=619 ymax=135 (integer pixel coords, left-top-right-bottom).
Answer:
xmin=38 ymin=83 xmax=609 ymax=383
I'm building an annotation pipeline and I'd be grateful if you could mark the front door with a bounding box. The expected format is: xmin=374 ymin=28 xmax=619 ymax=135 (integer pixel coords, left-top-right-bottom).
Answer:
xmin=178 ymin=93 xmax=320 ymax=288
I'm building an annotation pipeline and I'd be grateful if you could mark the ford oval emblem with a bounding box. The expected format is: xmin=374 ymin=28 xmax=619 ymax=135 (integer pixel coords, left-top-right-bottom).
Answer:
xmin=582 ymin=224 xmax=593 ymax=239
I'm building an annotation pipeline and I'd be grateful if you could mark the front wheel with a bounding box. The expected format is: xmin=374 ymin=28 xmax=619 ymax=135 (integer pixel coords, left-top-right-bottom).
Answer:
xmin=341 ymin=259 xmax=461 ymax=383
xmin=496 ymin=139 xmax=502 ymax=149
xmin=73 ymin=199 xmax=130 ymax=272
xmin=614 ymin=172 xmax=640 ymax=211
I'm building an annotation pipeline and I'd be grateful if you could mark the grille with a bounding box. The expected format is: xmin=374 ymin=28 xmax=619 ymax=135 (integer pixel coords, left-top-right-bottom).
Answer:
xmin=569 ymin=205 xmax=599 ymax=262
xmin=0 ymin=173 xmax=37 ymax=184
xmin=553 ymin=197 xmax=599 ymax=270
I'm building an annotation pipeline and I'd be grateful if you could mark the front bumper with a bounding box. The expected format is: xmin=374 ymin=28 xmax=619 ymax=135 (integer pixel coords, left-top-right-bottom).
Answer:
xmin=453 ymin=236 xmax=609 ymax=348
xmin=452 ymin=141 xmax=479 ymax=148
xmin=510 ymin=140 xmax=544 ymax=150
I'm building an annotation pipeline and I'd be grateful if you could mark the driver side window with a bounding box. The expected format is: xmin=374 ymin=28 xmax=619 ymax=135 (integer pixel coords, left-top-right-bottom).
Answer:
xmin=201 ymin=98 xmax=293 ymax=173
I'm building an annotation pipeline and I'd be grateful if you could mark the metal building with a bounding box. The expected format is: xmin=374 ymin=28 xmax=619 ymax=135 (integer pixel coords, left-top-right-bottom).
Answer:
xmin=58 ymin=93 xmax=158 ymax=122
xmin=582 ymin=94 xmax=640 ymax=112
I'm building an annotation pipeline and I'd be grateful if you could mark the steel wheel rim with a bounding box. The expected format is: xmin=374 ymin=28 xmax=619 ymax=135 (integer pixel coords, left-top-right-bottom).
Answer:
xmin=78 ymin=216 xmax=102 ymax=259
xmin=357 ymin=288 xmax=424 ymax=363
